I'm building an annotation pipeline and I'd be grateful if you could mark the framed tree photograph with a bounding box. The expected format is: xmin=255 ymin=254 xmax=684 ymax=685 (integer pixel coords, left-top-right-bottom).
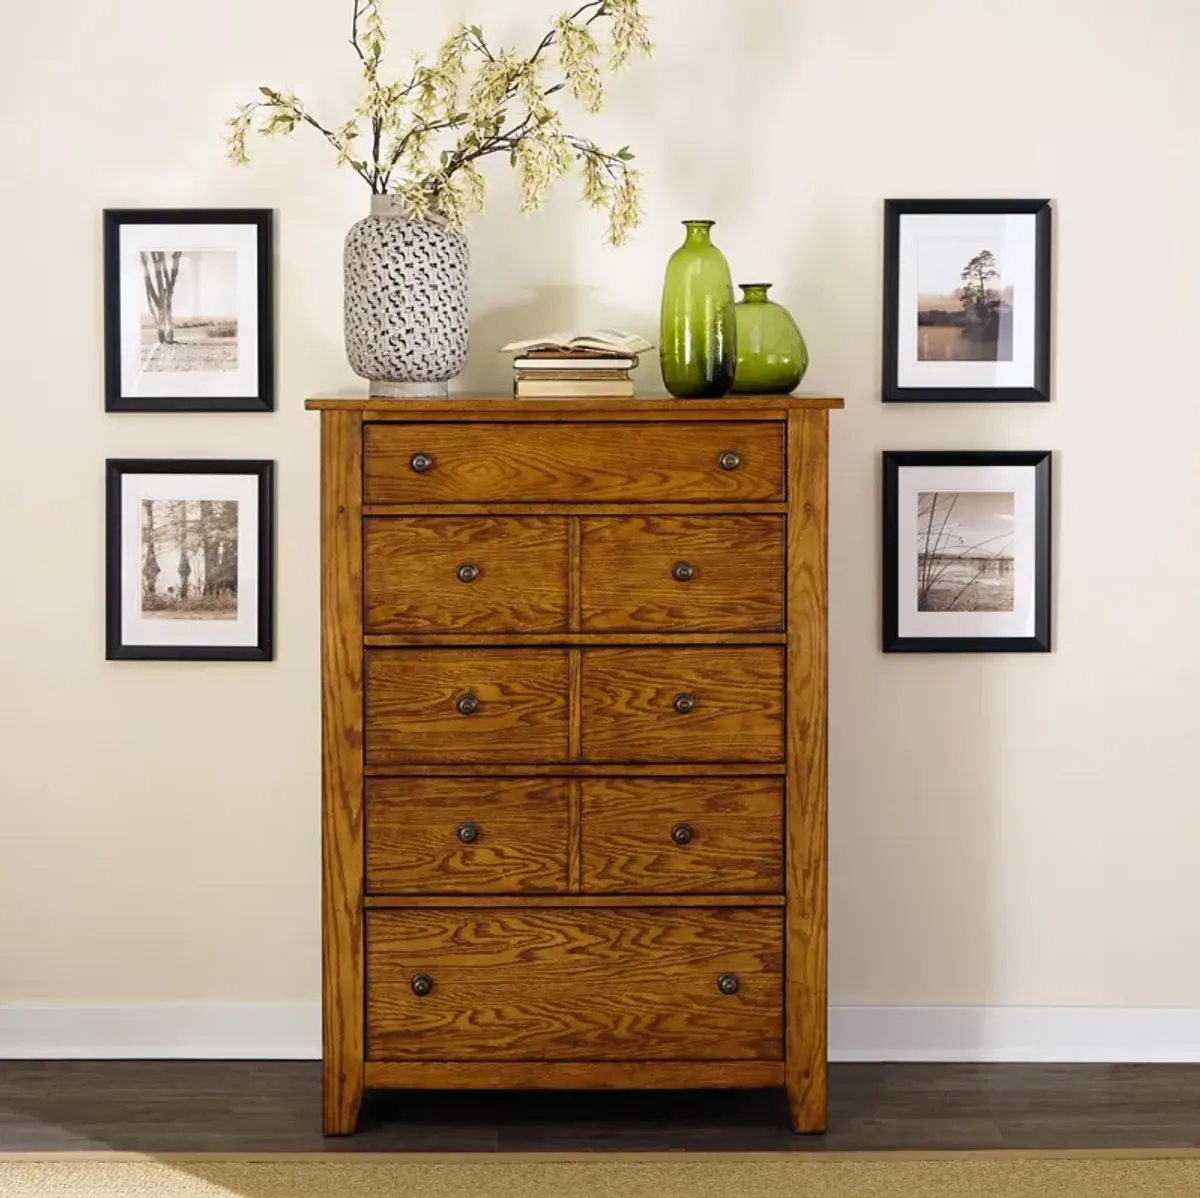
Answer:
xmin=882 ymin=199 xmax=1052 ymax=403
xmin=882 ymin=451 xmax=1052 ymax=653
xmin=106 ymin=460 xmax=275 ymax=661
xmin=103 ymin=209 xmax=274 ymax=411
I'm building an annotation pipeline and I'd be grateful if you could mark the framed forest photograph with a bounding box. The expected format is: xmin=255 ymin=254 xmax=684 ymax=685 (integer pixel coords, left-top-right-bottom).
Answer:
xmin=106 ymin=460 xmax=275 ymax=661
xmin=103 ymin=209 xmax=274 ymax=411
xmin=882 ymin=451 xmax=1052 ymax=653
xmin=882 ymin=199 xmax=1052 ymax=403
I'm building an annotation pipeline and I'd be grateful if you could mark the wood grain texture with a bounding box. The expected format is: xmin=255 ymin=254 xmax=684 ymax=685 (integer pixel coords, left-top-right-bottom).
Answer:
xmin=568 ymin=518 xmax=582 ymax=632
xmin=306 ymin=394 xmax=845 ymax=414
xmin=365 ymin=907 xmax=783 ymax=1061
xmin=567 ymin=779 xmax=582 ymax=894
xmin=364 ymin=778 xmax=569 ymax=895
xmin=580 ymin=778 xmax=784 ymax=895
xmin=364 ymin=503 xmax=789 ymax=517
xmin=364 ymin=894 xmax=786 ymax=909
xmin=364 ymin=650 xmax=570 ymax=766
xmin=319 ymin=410 xmax=365 ymax=1136
xmin=364 ymin=763 xmax=787 ymax=778
xmin=362 ymin=1060 xmax=784 ymax=1090
xmin=363 ymin=423 xmax=785 ymax=504
xmin=785 ymin=408 xmax=829 ymax=1134
xmin=364 ymin=632 xmax=788 ymax=647
xmin=364 ymin=517 xmax=569 ymax=633
xmin=568 ymin=650 xmax=582 ymax=760
xmin=581 ymin=648 xmax=786 ymax=764
xmin=580 ymin=516 xmax=785 ymax=632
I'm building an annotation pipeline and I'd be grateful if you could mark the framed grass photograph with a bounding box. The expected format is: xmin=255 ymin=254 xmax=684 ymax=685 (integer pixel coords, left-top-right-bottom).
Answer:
xmin=103 ymin=209 xmax=274 ymax=411
xmin=882 ymin=451 xmax=1052 ymax=653
xmin=106 ymin=459 xmax=275 ymax=661
xmin=882 ymin=199 xmax=1052 ymax=403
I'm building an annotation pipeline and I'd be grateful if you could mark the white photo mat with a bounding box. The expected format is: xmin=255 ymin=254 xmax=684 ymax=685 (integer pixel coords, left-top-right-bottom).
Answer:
xmin=118 ymin=223 xmax=261 ymax=401
xmin=896 ymin=464 xmax=1039 ymax=640
xmin=896 ymin=212 xmax=1038 ymax=390
xmin=120 ymin=472 xmax=261 ymax=648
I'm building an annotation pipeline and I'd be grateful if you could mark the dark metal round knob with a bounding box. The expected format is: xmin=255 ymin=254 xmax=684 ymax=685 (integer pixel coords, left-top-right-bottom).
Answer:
xmin=457 ymin=693 xmax=479 ymax=716
xmin=673 ymin=692 xmax=696 ymax=715
xmin=672 ymin=561 xmax=695 ymax=583
xmin=718 ymin=450 xmax=741 ymax=472
xmin=671 ymin=823 xmax=694 ymax=846
xmin=717 ymin=973 xmax=740 ymax=996
xmin=411 ymin=973 xmax=433 ymax=997
xmin=457 ymin=821 xmax=480 ymax=844
xmin=456 ymin=562 xmax=480 ymax=584
xmin=410 ymin=452 xmax=433 ymax=473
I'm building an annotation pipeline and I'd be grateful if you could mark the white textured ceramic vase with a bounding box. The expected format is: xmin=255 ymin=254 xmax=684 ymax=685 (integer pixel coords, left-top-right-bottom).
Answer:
xmin=343 ymin=195 xmax=470 ymax=398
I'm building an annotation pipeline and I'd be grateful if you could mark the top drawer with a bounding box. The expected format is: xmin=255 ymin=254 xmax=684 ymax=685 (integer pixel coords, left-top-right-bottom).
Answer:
xmin=364 ymin=422 xmax=785 ymax=504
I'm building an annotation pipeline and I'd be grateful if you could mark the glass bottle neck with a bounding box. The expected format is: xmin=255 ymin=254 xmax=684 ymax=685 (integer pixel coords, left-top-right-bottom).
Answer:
xmin=740 ymin=284 xmax=772 ymax=303
xmin=683 ymin=221 xmax=715 ymax=246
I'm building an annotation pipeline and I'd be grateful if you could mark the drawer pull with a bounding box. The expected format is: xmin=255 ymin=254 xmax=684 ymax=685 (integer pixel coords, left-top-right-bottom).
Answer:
xmin=671 ymin=560 xmax=695 ymax=583
xmin=717 ymin=450 xmax=741 ymax=471
xmin=670 ymin=823 xmax=694 ymax=846
xmin=717 ymin=973 xmax=740 ymax=996
xmin=456 ymin=562 xmax=480 ymax=584
xmin=411 ymin=973 xmax=434 ymax=997
xmin=410 ymin=452 xmax=434 ymax=474
xmin=673 ymin=692 xmax=697 ymax=715
xmin=456 ymin=821 xmax=480 ymax=844
xmin=456 ymin=693 xmax=479 ymax=716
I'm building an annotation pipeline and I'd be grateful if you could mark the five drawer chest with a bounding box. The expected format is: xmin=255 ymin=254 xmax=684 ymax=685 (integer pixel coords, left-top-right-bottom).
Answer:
xmin=305 ymin=394 xmax=842 ymax=1135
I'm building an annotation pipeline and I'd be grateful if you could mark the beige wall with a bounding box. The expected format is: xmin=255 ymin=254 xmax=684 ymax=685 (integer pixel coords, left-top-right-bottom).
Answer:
xmin=2 ymin=0 xmax=1198 ymax=1017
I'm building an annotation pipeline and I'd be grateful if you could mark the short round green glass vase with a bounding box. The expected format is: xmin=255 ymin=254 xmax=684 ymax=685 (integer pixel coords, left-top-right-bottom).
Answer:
xmin=659 ymin=220 xmax=737 ymax=399
xmin=731 ymin=283 xmax=809 ymax=395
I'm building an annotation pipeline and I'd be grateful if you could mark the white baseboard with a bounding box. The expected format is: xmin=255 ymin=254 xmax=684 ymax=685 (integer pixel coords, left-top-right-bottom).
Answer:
xmin=2 ymin=1004 xmax=1199 ymax=1062
xmin=0 ymin=1005 xmax=321 ymax=1060
xmin=830 ymin=1005 xmax=1200 ymax=1063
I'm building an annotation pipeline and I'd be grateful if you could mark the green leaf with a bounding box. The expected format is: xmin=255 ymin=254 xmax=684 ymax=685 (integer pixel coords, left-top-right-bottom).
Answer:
xmin=440 ymin=150 xmax=450 ymax=165
xmin=259 ymin=86 xmax=277 ymax=99
xmin=510 ymin=150 xmax=518 ymax=166
xmin=616 ymin=146 xmax=634 ymax=161
xmin=470 ymin=24 xmax=483 ymax=40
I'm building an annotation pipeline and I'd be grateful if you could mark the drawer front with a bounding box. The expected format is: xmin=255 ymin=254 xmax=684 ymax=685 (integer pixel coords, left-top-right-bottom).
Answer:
xmin=366 ymin=907 xmax=782 ymax=1061
xmin=581 ymin=648 xmax=785 ymax=763
xmin=366 ymin=778 xmax=570 ymax=895
xmin=364 ymin=422 xmax=785 ymax=503
xmin=580 ymin=778 xmax=784 ymax=894
xmin=365 ymin=650 xmax=571 ymax=766
xmin=365 ymin=517 xmax=569 ymax=633
xmin=580 ymin=516 xmax=784 ymax=632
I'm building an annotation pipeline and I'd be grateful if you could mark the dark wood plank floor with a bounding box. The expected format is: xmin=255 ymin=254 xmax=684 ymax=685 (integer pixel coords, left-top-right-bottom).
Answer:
xmin=2 ymin=1063 xmax=1198 ymax=1153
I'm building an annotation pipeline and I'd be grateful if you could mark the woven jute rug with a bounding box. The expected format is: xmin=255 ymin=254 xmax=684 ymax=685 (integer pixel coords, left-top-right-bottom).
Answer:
xmin=1 ymin=1151 xmax=1199 ymax=1197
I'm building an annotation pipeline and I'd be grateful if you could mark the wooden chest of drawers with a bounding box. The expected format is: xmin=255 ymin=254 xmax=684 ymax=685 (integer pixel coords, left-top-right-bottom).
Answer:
xmin=307 ymin=394 xmax=841 ymax=1135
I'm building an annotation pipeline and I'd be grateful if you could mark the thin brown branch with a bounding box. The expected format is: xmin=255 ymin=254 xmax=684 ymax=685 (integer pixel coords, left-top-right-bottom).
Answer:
xmin=349 ymin=0 xmax=368 ymax=64
xmin=299 ymin=111 xmax=377 ymax=189
xmin=529 ymin=1 xmax=606 ymax=65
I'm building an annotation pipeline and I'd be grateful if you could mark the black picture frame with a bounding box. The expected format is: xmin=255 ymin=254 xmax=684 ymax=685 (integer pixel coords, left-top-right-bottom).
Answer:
xmin=882 ymin=199 xmax=1052 ymax=403
xmin=103 ymin=208 xmax=274 ymax=412
xmin=882 ymin=450 xmax=1052 ymax=653
xmin=106 ymin=459 xmax=275 ymax=661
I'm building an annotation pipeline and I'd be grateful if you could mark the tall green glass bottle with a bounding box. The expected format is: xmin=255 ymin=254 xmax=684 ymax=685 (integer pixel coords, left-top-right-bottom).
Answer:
xmin=659 ymin=220 xmax=737 ymax=398
xmin=731 ymin=283 xmax=809 ymax=394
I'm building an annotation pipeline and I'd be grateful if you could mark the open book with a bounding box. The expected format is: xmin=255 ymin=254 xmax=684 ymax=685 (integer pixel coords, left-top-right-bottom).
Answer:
xmin=500 ymin=328 xmax=654 ymax=355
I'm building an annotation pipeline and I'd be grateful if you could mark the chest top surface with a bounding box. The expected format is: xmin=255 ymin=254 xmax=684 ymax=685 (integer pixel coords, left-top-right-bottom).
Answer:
xmin=305 ymin=393 xmax=844 ymax=419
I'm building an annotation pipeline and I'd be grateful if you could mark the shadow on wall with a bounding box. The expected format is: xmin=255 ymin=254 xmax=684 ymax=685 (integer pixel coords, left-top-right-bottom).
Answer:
xmin=459 ymin=285 xmax=662 ymax=396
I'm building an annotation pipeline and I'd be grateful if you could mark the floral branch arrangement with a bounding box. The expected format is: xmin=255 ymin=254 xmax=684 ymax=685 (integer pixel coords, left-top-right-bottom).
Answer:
xmin=225 ymin=0 xmax=652 ymax=244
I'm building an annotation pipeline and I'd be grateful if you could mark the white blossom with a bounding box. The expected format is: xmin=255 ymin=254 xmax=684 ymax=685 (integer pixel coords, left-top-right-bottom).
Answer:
xmin=225 ymin=0 xmax=652 ymax=240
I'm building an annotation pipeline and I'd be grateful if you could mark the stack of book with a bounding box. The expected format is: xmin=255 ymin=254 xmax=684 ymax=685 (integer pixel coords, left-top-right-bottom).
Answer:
xmin=502 ymin=329 xmax=654 ymax=399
